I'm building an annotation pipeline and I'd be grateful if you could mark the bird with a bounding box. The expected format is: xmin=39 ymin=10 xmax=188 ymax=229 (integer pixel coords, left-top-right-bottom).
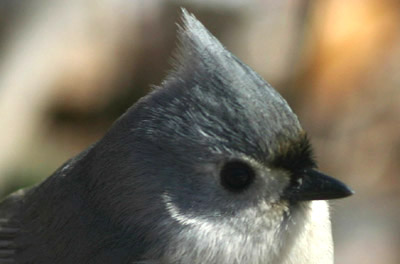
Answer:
xmin=0 ymin=9 xmax=353 ymax=264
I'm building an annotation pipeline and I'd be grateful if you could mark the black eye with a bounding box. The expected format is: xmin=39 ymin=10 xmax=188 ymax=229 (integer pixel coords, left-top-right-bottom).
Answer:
xmin=220 ymin=161 xmax=255 ymax=192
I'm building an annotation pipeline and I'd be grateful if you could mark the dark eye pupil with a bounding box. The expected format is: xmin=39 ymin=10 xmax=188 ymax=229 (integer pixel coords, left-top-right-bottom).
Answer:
xmin=220 ymin=161 xmax=254 ymax=192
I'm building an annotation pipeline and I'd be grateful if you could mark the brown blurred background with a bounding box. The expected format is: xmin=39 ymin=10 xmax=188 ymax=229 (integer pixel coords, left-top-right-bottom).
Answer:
xmin=0 ymin=0 xmax=399 ymax=263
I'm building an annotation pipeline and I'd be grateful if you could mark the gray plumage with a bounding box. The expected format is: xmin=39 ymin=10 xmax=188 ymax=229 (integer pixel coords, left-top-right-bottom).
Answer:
xmin=0 ymin=9 xmax=352 ymax=264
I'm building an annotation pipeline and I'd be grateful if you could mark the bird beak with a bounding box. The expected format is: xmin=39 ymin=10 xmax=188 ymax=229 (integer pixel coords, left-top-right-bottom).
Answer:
xmin=284 ymin=169 xmax=354 ymax=201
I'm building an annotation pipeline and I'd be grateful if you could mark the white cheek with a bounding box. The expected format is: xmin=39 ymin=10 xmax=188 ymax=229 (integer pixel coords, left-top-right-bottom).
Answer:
xmin=309 ymin=201 xmax=333 ymax=263
xmin=310 ymin=200 xmax=331 ymax=225
xmin=162 ymin=192 xmax=210 ymax=227
xmin=160 ymin=191 xmax=288 ymax=264
xmin=282 ymin=201 xmax=333 ymax=264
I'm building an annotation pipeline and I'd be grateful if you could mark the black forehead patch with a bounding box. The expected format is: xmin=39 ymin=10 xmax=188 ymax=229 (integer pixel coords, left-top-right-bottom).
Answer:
xmin=270 ymin=133 xmax=316 ymax=172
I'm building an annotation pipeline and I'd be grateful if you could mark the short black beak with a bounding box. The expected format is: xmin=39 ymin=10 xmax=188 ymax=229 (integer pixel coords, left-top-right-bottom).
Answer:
xmin=284 ymin=169 xmax=354 ymax=201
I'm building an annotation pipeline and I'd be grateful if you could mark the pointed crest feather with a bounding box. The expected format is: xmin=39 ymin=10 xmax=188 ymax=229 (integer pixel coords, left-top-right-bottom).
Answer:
xmin=174 ymin=8 xmax=228 ymax=70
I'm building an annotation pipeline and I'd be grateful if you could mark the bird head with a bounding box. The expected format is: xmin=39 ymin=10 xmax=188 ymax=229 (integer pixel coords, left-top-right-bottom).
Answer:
xmin=90 ymin=9 xmax=353 ymax=264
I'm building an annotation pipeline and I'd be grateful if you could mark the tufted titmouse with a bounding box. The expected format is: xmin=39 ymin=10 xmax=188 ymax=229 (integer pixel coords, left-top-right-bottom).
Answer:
xmin=0 ymin=9 xmax=352 ymax=264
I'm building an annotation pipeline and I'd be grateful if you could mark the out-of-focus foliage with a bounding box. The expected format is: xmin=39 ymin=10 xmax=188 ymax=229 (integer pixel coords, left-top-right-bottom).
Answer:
xmin=0 ymin=0 xmax=399 ymax=263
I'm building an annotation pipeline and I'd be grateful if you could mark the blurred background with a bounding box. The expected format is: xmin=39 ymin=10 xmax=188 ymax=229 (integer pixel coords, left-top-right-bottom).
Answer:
xmin=0 ymin=0 xmax=399 ymax=263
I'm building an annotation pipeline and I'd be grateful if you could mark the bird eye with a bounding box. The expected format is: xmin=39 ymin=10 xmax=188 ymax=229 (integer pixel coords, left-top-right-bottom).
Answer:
xmin=220 ymin=161 xmax=255 ymax=192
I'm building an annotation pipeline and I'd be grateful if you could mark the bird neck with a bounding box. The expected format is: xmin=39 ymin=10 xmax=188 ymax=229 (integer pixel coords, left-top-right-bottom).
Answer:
xmin=17 ymin=151 xmax=139 ymax=264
